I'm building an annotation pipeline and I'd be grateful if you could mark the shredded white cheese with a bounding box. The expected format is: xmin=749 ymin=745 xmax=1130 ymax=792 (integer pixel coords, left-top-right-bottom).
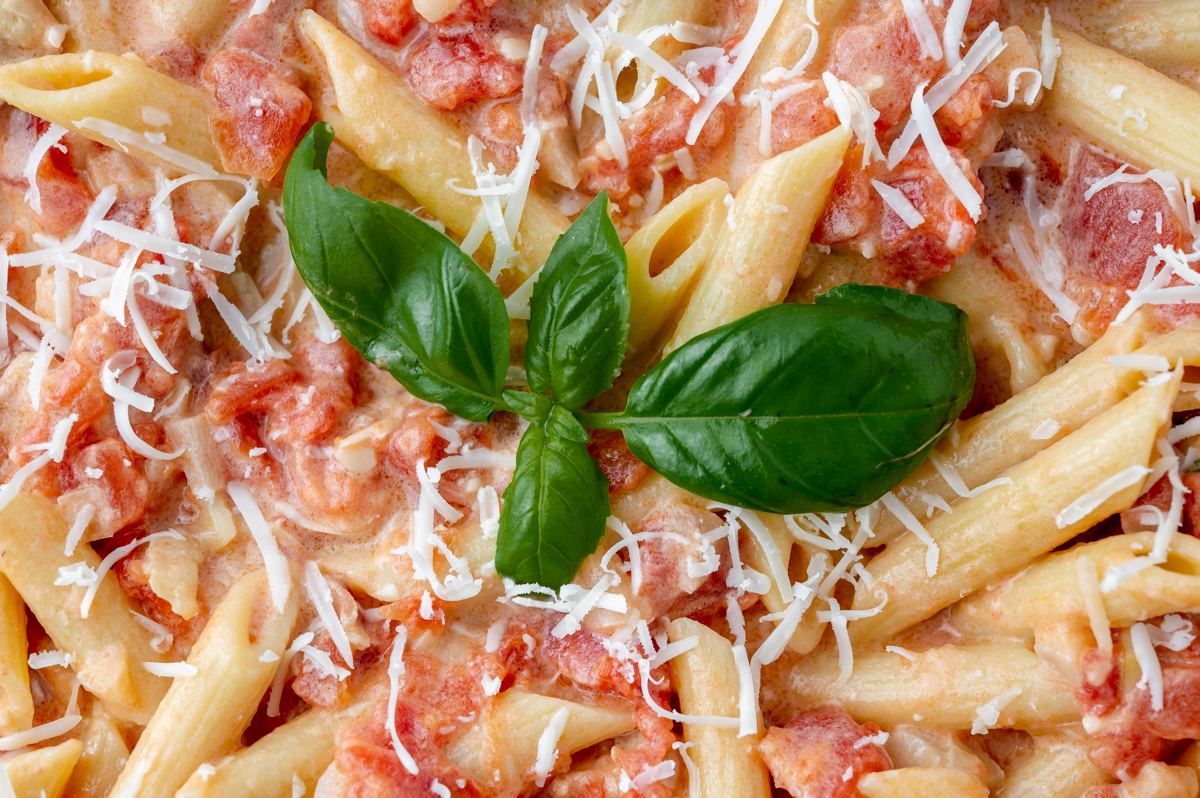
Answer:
xmin=900 ymin=0 xmax=943 ymax=60
xmin=1039 ymin=9 xmax=1060 ymax=90
xmin=534 ymin=707 xmax=571 ymax=787
xmin=871 ymin=180 xmax=925 ymax=228
xmin=303 ymin=561 xmax=355 ymax=668
xmin=386 ymin=626 xmax=420 ymax=775
xmin=881 ymin=492 xmax=939 ymax=577
xmin=1055 ymin=466 xmax=1152 ymax=528
xmin=909 ymin=82 xmax=982 ymax=220
xmin=971 ymin=687 xmax=1022 ymax=734
xmin=227 ymin=482 xmax=291 ymax=612
xmin=1131 ymin=622 xmax=1164 ymax=711
xmin=0 ymin=713 xmax=81 ymax=751
xmin=143 ymin=661 xmax=198 ymax=678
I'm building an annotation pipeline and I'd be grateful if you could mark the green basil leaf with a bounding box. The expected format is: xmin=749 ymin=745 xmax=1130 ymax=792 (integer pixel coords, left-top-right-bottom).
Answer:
xmin=609 ymin=287 xmax=974 ymax=514
xmin=283 ymin=123 xmax=508 ymax=421
xmin=525 ymin=192 xmax=630 ymax=411
xmin=495 ymin=405 xmax=610 ymax=588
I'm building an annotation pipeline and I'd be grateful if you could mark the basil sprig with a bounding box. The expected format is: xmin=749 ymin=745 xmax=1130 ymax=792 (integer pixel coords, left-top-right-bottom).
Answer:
xmin=284 ymin=124 xmax=974 ymax=589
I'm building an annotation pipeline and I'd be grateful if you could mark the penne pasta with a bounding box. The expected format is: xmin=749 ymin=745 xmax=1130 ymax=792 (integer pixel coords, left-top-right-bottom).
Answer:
xmin=996 ymin=729 xmax=1115 ymax=798
xmin=0 ymin=0 xmax=65 ymax=58
xmin=175 ymin=683 xmax=383 ymax=798
xmin=0 ymin=573 xmax=32 ymax=735
xmin=857 ymin=767 xmax=989 ymax=798
xmin=623 ymin=178 xmax=729 ymax=369
xmin=109 ymin=569 xmax=298 ymax=798
xmin=1043 ymin=26 xmax=1200 ymax=185
xmin=0 ymin=493 xmax=168 ymax=725
xmin=444 ymin=690 xmax=636 ymax=786
xmin=950 ymin=532 xmax=1200 ymax=644
xmin=299 ymin=10 xmax=571 ymax=287
xmin=1092 ymin=1 xmax=1200 ymax=68
xmin=873 ymin=309 xmax=1157 ymax=544
xmin=2 ymin=738 xmax=82 ymax=798
xmin=64 ymin=704 xmax=130 ymax=798
xmin=851 ymin=371 xmax=1178 ymax=643
xmin=762 ymin=643 xmax=1079 ymax=730
xmin=668 ymin=618 xmax=772 ymax=798
xmin=0 ymin=50 xmax=221 ymax=176
xmin=666 ymin=126 xmax=851 ymax=350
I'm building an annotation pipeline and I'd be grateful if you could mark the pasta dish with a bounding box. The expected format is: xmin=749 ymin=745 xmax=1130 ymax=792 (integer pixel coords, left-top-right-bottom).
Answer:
xmin=0 ymin=0 xmax=1199 ymax=796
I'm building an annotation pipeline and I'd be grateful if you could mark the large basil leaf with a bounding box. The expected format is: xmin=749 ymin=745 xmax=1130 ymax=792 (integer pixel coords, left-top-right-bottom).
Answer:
xmin=283 ymin=123 xmax=508 ymax=421
xmin=604 ymin=286 xmax=974 ymax=514
xmin=525 ymin=192 xmax=630 ymax=410
xmin=495 ymin=405 xmax=610 ymax=588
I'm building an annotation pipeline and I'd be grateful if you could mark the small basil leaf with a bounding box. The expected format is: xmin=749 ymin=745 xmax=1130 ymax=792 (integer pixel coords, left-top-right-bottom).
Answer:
xmin=612 ymin=288 xmax=974 ymax=514
xmin=283 ymin=123 xmax=508 ymax=421
xmin=495 ymin=408 xmax=610 ymax=588
xmin=525 ymin=192 xmax=630 ymax=411
xmin=501 ymin=389 xmax=548 ymax=422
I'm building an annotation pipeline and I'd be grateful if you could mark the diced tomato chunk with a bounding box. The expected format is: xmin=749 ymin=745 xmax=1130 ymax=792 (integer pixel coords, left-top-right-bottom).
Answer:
xmin=0 ymin=109 xmax=94 ymax=234
xmin=358 ymin=0 xmax=417 ymax=44
xmin=405 ymin=33 xmax=522 ymax=111
xmin=815 ymin=144 xmax=983 ymax=287
xmin=759 ymin=705 xmax=892 ymax=798
xmin=587 ymin=430 xmax=650 ymax=495
xmin=204 ymin=50 xmax=313 ymax=180
xmin=1059 ymin=145 xmax=1192 ymax=333
xmin=827 ymin=4 xmax=944 ymax=128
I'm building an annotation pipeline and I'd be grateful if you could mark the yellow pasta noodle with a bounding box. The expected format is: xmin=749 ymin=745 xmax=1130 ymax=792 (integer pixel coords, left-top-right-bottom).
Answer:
xmin=858 ymin=767 xmax=989 ymax=798
xmin=666 ymin=125 xmax=851 ymax=350
xmin=299 ymin=10 xmax=570 ymax=286
xmin=996 ymin=729 xmax=1114 ymax=798
xmin=762 ymin=643 xmax=1079 ymax=730
xmin=2 ymin=738 xmax=82 ymax=798
xmin=0 ymin=493 xmax=168 ymax=724
xmin=64 ymin=704 xmax=130 ymax=798
xmin=1043 ymin=26 xmax=1200 ymax=185
xmin=444 ymin=690 xmax=636 ymax=787
xmin=623 ymin=178 xmax=729 ymax=369
xmin=668 ymin=618 xmax=772 ymax=798
xmin=0 ymin=573 xmax=31 ymax=735
xmin=175 ymin=681 xmax=384 ymax=798
xmin=109 ymin=568 xmax=298 ymax=798
xmin=950 ymin=532 xmax=1200 ymax=644
xmin=0 ymin=50 xmax=221 ymax=175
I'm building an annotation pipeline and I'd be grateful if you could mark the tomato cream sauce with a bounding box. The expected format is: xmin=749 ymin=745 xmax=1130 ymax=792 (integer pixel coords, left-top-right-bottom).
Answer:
xmin=3 ymin=0 xmax=1200 ymax=796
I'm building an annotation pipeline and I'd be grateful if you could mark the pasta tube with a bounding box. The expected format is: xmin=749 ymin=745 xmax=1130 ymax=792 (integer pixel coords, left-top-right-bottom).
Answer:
xmin=763 ymin=643 xmax=1078 ymax=730
xmin=624 ymin=179 xmax=729 ymax=367
xmin=444 ymin=690 xmax=636 ymax=786
xmin=951 ymin=532 xmax=1200 ymax=643
xmin=0 ymin=51 xmax=221 ymax=175
xmin=110 ymin=569 xmax=299 ymax=798
xmin=298 ymin=10 xmax=570 ymax=285
xmin=858 ymin=768 xmax=989 ymax=798
xmin=175 ymin=681 xmax=384 ymax=798
xmin=668 ymin=618 xmax=771 ymax=798
xmin=64 ymin=705 xmax=129 ymax=798
xmin=0 ymin=493 xmax=168 ymax=724
xmin=666 ymin=126 xmax=851 ymax=351
xmin=996 ymin=729 xmax=1114 ymax=798
xmin=2 ymin=738 xmax=82 ymax=798
xmin=0 ymin=573 xmax=31 ymax=735
xmin=851 ymin=370 xmax=1178 ymax=643
xmin=1043 ymin=27 xmax=1200 ymax=185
